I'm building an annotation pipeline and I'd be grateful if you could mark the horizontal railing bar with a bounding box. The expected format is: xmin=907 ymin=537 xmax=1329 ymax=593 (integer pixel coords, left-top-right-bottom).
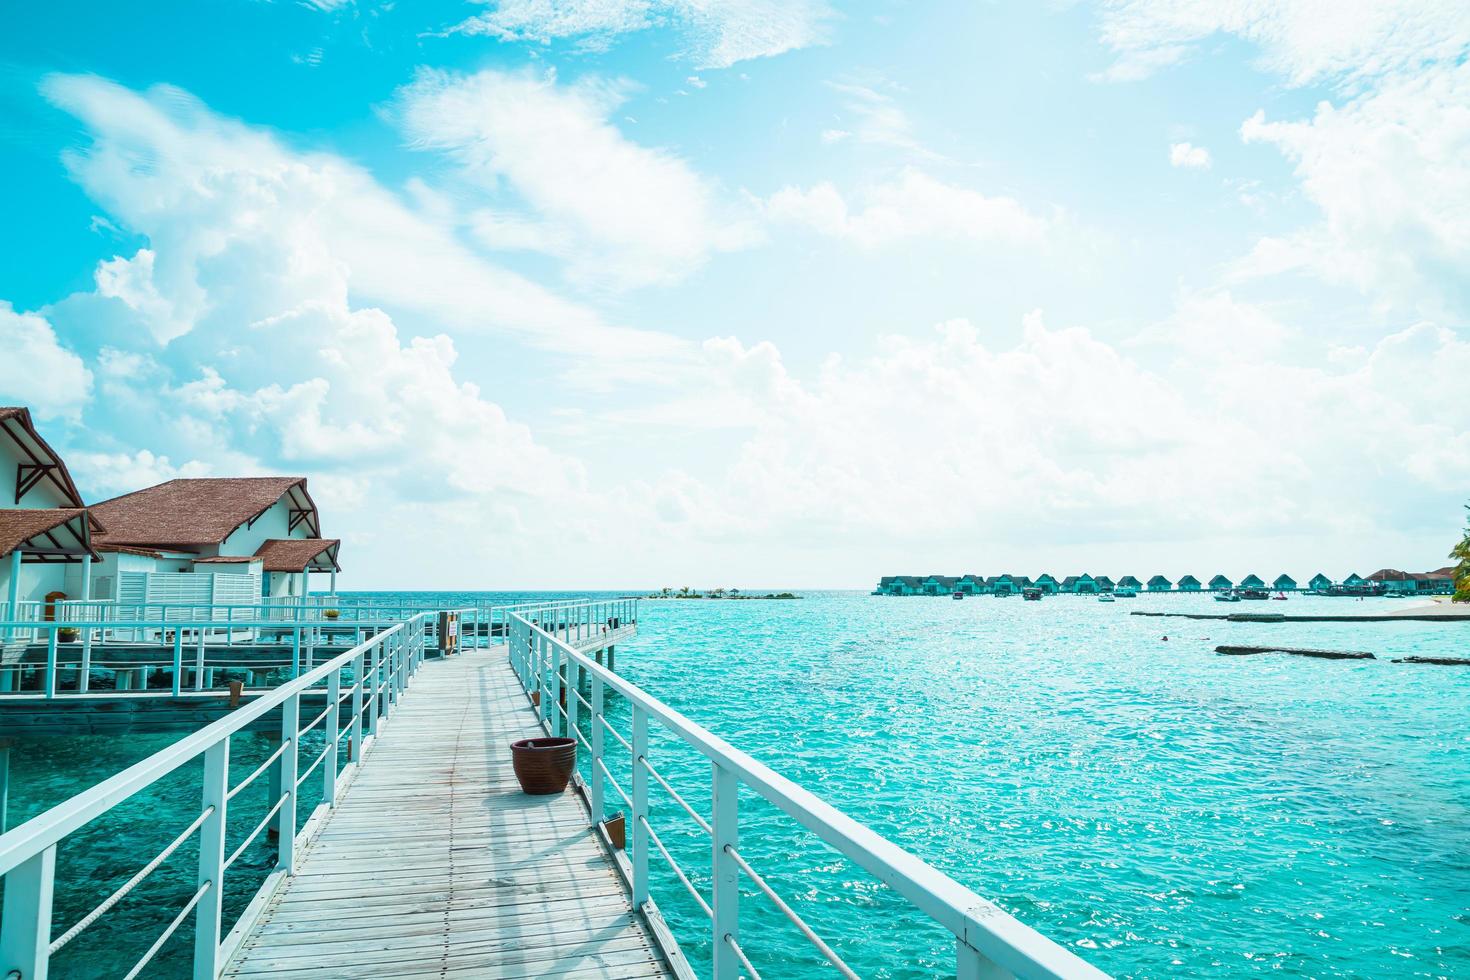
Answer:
xmin=726 ymin=934 xmax=765 ymax=980
xmin=49 ymin=804 xmax=216 ymax=954
xmin=228 ymin=740 xmax=291 ymax=802
xmin=121 ymin=879 xmax=212 ymax=980
xmin=726 ymin=843 xmax=860 ymax=980
xmin=640 ymin=815 xmax=712 ymax=919
xmin=597 ymin=758 xmax=633 ymax=811
xmin=226 ymin=792 xmax=290 ymax=872
xmin=599 ymin=715 xmax=633 ymax=752
xmin=297 ymin=702 xmax=333 ymax=739
xmin=296 ymin=743 xmax=331 ymax=790
xmin=640 ymin=756 xmax=712 ymax=835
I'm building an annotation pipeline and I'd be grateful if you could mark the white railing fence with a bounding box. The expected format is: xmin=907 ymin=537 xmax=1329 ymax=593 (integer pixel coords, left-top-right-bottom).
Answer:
xmin=507 ymin=601 xmax=1107 ymax=980
xmin=0 ymin=608 xmax=462 ymax=980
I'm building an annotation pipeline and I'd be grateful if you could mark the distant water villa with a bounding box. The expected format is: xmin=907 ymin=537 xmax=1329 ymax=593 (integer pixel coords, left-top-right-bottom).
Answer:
xmin=874 ymin=570 xmax=1457 ymax=596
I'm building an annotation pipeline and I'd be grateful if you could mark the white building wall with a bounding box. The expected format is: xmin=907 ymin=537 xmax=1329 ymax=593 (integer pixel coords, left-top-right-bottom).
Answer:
xmin=0 ymin=436 xmax=80 ymax=609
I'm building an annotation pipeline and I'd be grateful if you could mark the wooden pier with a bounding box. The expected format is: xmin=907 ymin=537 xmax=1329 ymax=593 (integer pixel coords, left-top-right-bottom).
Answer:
xmin=221 ymin=645 xmax=676 ymax=979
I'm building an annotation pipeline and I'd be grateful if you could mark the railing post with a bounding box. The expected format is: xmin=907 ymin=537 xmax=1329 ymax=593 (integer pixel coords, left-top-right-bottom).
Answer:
xmin=365 ymin=643 xmax=379 ymax=736
xmin=956 ymin=939 xmax=1007 ymax=979
xmin=194 ymin=740 xmax=229 ymax=978
xmin=277 ymin=693 xmax=300 ymax=873
xmin=712 ymin=762 xmax=739 ymax=978
xmin=631 ymin=704 xmax=649 ymax=908
xmin=324 ymin=668 xmax=340 ymax=806
xmin=194 ymin=631 xmax=206 ymax=691
xmin=172 ymin=630 xmax=183 ymax=696
xmin=44 ymin=628 xmax=58 ymax=699
xmin=0 ymin=844 xmax=56 ymax=980
xmin=549 ymin=642 xmax=563 ymax=737
xmin=567 ymin=655 xmax=580 ymax=746
xmin=538 ymin=635 xmax=552 ymax=728
xmin=291 ymin=627 xmax=301 ymax=679
xmin=590 ymin=673 xmax=605 ymax=820
xmin=350 ymin=652 xmax=364 ymax=760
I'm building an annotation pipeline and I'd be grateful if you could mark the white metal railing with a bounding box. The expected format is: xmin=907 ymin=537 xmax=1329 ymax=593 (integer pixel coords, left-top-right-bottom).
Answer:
xmin=0 ymin=607 xmax=460 ymax=979
xmin=507 ymin=600 xmax=1106 ymax=980
xmin=0 ymin=614 xmax=456 ymax=698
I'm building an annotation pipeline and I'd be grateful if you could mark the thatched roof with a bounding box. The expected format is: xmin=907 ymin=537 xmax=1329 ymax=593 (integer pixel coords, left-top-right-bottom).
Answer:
xmin=254 ymin=538 xmax=340 ymax=572
xmin=91 ymin=477 xmax=318 ymax=549
xmin=0 ymin=508 xmax=96 ymax=560
xmin=0 ymin=407 xmax=86 ymax=508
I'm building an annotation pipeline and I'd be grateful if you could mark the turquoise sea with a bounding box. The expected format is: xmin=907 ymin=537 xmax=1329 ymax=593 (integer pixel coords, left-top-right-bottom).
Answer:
xmin=6 ymin=591 xmax=1468 ymax=978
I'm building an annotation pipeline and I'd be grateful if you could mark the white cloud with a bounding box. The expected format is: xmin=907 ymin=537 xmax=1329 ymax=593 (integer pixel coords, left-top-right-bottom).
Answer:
xmin=764 ymin=169 xmax=1050 ymax=248
xmin=39 ymin=73 xmax=685 ymax=375
xmin=450 ymin=0 xmax=833 ymax=69
xmin=823 ymin=81 xmax=938 ymax=158
xmin=1168 ymin=141 xmax=1210 ymax=168
xmin=66 ymin=449 xmax=212 ymax=497
xmin=1096 ymin=0 xmax=1470 ymax=87
xmin=395 ymin=68 xmax=756 ymax=290
xmin=665 ymin=312 xmax=1470 ymax=551
xmin=1235 ymin=61 xmax=1470 ymax=313
xmin=0 ymin=302 xmax=92 ymax=420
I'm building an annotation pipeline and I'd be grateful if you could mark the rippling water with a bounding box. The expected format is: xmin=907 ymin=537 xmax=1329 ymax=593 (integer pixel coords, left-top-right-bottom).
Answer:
xmin=8 ymin=591 xmax=1468 ymax=978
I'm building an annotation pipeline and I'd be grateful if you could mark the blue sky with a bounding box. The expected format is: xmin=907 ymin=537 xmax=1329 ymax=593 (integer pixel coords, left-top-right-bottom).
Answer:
xmin=2 ymin=0 xmax=1467 ymax=588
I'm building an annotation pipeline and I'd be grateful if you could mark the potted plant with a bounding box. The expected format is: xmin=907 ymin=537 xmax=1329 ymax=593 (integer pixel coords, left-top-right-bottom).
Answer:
xmin=323 ymin=608 xmax=341 ymax=620
xmin=57 ymin=627 xmax=80 ymax=644
xmin=509 ymin=737 xmax=577 ymax=795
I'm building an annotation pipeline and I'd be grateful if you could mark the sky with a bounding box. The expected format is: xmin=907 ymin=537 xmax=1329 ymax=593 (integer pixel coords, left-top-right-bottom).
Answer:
xmin=1 ymin=0 xmax=1467 ymax=590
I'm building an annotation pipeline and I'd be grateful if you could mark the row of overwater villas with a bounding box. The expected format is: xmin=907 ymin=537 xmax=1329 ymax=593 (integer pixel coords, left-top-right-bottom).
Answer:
xmin=0 ymin=406 xmax=342 ymax=620
xmin=874 ymin=570 xmax=1457 ymax=596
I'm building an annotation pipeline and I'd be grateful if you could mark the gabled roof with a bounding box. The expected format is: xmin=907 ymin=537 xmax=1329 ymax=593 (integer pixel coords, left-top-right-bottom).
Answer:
xmin=1147 ymin=575 xmax=1171 ymax=584
xmin=0 ymin=407 xmax=86 ymax=508
xmin=0 ymin=508 xmax=97 ymax=561
xmin=193 ymin=555 xmax=260 ymax=564
xmin=1117 ymin=576 xmax=1142 ymax=586
xmin=1178 ymin=574 xmax=1202 ymax=583
xmin=255 ymin=538 xmax=340 ymax=573
xmin=91 ymin=477 xmax=320 ymax=549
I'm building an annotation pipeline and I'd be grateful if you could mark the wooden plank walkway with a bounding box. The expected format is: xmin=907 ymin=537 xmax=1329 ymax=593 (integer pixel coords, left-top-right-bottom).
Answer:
xmin=224 ymin=646 xmax=674 ymax=979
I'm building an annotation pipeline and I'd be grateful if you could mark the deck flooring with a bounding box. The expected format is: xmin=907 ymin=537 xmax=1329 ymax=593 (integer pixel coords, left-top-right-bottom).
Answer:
xmin=224 ymin=645 xmax=673 ymax=979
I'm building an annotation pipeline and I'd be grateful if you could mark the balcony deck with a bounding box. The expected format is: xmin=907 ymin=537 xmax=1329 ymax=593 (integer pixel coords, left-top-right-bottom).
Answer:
xmin=223 ymin=645 xmax=675 ymax=979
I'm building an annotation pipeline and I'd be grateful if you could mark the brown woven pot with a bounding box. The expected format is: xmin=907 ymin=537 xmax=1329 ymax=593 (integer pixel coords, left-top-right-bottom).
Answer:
xmin=510 ymin=737 xmax=577 ymax=795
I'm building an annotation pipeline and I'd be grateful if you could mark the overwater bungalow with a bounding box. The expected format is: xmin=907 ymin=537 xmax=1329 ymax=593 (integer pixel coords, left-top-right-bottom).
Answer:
xmin=1239 ymin=573 xmax=1266 ymax=590
xmin=89 ymin=477 xmax=341 ymax=603
xmin=1307 ymin=573 xmax=1332 ymax=591
xmin=1342 ymin=572 xmax=1366 ymax=588
xmin=955 ymin=574 xmax=986 ymax=595
xmin=1147 ymin=575 xmax=1172 ymax=592
xmin=919 ymin=574 xmax=957 ymax=595
xmin=1366 ymin=567 xmax=1457 ymax=594
xmin=1093 ymin=575 xmax=1116 ymax=593
xmin=1208 ymin=574 xmax=1233 ymax=591
xmin=1177 ymin=575 xmax=1203 ymax=591
xmin=985 ymin=574 xmax=1016 ymax=595
xmin=1061 ymin=574 xmax=1097 ymax=594
xmin=1117 ymin=575 xmax=1143 ymax=591
xmin=1273 ymin=574 xmax=1298 ymax=591
xmin=1033 ymin=573 xmax=1060 ymax=594
xmin=0 ymin=407 xmax=100 ymax=618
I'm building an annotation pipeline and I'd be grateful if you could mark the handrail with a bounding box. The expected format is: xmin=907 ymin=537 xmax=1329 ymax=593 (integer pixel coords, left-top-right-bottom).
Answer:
xmin=507 ymin=601 xmax=1106 ymax=980
xmin=0 ymin=605 xmax=466 ymax=979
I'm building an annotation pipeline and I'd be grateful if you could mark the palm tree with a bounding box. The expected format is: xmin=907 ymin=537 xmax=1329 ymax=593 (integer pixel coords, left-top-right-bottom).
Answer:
xmin=1452 ymin=504 xmax=1470 ymax=602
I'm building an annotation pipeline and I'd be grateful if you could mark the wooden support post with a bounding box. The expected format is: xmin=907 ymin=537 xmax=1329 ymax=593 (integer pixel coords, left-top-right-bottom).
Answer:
xmin=78 ymin=554 xmax=92 ymax=693
xmin=0 ymin=738 xmax=10 ymax=835
xmin=324 ymin=669 xmax=340 ymax=806
xmin=590 ymin=674 xmax=605 ymax=820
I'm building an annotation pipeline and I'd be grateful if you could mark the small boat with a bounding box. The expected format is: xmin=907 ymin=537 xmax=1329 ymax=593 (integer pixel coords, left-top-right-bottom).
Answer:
xmin=1214 ymin=591 xmax=1241 ymax=602
xmin=952 ymin=592 xmax=965 ymax=600
xmin=1271 ymin=592 xmax=1288 ymax=600
xmin=1097 ymin=593 xmax=1115 ymax=603
xmin=1022 ymin=587 xmax=1042 ymax=601
xmin=1239 ymin=589 xmax=1269 ymax=600
xmin=1113 ymin=587 xmax=1137 ymax=598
